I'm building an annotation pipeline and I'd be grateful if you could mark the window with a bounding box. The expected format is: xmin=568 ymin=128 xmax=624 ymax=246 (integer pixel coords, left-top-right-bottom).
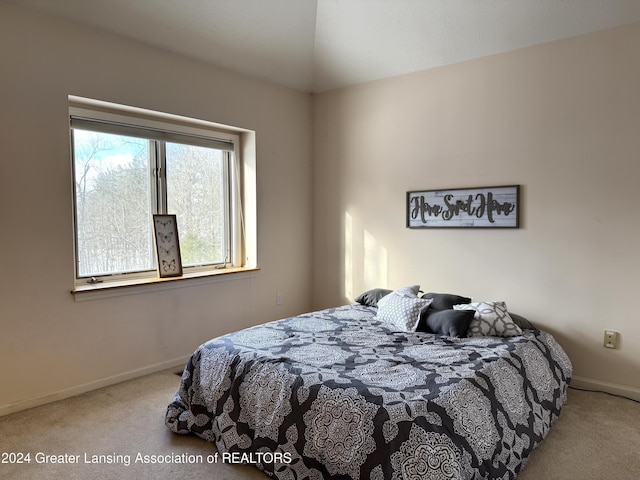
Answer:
xmin=69 ymin=97 xmax=255 ymax=289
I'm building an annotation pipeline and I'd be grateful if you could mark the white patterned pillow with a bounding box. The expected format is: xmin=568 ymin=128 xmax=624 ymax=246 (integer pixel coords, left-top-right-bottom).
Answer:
xmin=453 ymin=301 xmax=523 ymax=337
xmin=376 ymin=286 xmax=432 ymax=332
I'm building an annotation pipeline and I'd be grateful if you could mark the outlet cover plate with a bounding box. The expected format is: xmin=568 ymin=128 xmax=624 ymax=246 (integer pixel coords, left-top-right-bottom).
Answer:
xmin=604 ymin=330 xmax=619 ymax=349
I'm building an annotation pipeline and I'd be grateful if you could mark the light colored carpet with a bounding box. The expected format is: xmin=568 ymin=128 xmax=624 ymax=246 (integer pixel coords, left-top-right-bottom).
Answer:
xmin=1 ymin=368 xmax=638 ymax=479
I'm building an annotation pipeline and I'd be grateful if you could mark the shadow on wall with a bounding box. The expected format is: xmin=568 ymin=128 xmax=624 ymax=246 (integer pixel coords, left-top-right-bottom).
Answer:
xmin=344 ymin=211 xmax=388 ymax=301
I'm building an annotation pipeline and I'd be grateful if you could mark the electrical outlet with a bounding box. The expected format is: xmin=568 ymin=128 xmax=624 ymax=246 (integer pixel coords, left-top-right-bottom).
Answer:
xmin=276 ymin=293 xmax=284 ymax=305
xmin=604 ymin=330 xmax=619 ymax=349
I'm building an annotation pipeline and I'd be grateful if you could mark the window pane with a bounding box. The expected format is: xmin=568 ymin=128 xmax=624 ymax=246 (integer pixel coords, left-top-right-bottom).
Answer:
xmin=166 ymin=143 xmax=227 ymax=266
xmin=73 ymin=130 xmax=153 ymax=277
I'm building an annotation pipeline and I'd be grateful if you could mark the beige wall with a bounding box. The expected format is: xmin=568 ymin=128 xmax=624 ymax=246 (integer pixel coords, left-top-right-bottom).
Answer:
xmin=0 ymin=4 xmax=312 ymax=414
xmin=2 ymin=2 xmax=639 ymax=414
xmin=313 ymin=22 xmax=640 ymax=396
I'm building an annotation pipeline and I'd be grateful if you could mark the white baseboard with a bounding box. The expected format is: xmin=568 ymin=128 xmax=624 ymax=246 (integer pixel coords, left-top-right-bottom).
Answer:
xmin=0 ymin=355 xmax=190 ymax=418
xmin=571 ymin=375 xmax=640 ymax=402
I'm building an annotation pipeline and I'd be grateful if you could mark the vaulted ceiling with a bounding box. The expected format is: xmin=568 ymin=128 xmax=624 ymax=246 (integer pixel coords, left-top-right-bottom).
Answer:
xmin=5 ymin=0 xmax=640 ymax=92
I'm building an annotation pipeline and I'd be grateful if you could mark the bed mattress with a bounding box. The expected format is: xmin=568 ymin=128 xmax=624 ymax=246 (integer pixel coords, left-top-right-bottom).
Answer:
xmin=166 ymin=303 xmax=572 ymax=479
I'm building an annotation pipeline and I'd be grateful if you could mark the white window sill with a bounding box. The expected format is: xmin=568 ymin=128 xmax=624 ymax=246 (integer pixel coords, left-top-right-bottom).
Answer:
xmin=71 ymin=266 xmax=260 ymax=302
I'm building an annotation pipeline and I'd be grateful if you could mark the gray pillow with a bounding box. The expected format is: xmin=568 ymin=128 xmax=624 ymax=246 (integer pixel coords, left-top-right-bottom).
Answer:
xmin=420 ymin=309 xmax=475 ymax=337
xmin=355 ymin=288 xmax=393 ymax=307
xmin=454 ymin=301 xmax=523 ymax=337
xmin=509 ymin=312 xmax=536 ymax=330
xmin=421 ymin=292 xmax=471 ymax=311
xmin=376 ymin=286 xmax=431 ymax=332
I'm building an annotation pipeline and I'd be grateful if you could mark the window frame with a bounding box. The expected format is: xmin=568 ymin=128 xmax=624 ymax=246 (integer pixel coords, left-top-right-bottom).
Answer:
xmin=69 ymin=96 xmax=252 ymax=294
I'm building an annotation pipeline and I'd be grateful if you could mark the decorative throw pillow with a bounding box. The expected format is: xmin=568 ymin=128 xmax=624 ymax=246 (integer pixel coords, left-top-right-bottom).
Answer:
xmin=419 ymin=309 xmax=475 ymax=337
xmin=394 ymin=285 xmax=421 ymax=296
xmin=376 ymin=286 xmax=432 ymax=332
xmin=355 ymin=288 xmax=393 ymax=307
xmin=509 ymin=312 xmax=537 ymax=331
xmin=420 ymin=292 xmax=472 ymax=311
xmin=453 ymin=301 xmax=523 ymax=337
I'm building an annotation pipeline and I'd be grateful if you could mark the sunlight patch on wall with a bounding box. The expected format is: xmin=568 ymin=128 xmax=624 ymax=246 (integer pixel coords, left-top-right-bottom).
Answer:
xmin=364 ymin=229 xmax=387 ymax=291
xmin=345 ymin=210 xmax=388 ymax=302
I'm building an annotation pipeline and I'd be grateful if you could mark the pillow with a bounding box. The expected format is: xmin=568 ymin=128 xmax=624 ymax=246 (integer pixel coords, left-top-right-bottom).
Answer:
xmin=509 ymin=312 xmax=537 ymax=331
xmin=420 ymin=292 xmax=472 ymax=311
xmin=394 ymin=285 xmax=421 ymax=296
xmin=453 ymin=301 xmax=523 ymax=337
xmin=355 ymin=288 xmax=393 ymax=307
xmin=419 ymin=309 xmax=475 ymax=337
xmin=376 ymin=286 xmax=432 ymax=332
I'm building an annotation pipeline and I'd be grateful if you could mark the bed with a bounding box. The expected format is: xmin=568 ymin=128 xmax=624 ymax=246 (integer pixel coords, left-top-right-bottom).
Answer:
xmin=166 ymin=288 xmax=572 ymax=480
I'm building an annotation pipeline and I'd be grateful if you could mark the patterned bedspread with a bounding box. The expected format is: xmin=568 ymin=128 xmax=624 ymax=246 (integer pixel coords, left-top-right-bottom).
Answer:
xmin=166 ymin=304 xmax=572 ymax=479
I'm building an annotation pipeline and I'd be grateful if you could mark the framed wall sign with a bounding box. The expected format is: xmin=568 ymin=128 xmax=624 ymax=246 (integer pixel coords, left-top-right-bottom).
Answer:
xmin=407 ymin=185 xmax=520 ymax=228
xmin=153 ymin=214 xmax=183 ymax=277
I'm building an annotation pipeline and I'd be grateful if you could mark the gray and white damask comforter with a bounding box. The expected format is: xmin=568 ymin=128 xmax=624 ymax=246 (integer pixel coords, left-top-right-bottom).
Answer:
xmin=166 ymin=304 xmax=572 ymax=480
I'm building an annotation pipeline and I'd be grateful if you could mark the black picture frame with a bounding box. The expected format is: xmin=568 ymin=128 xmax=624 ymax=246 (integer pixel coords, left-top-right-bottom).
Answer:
xmin=407 ymin=185 xmax=520 ymax=228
